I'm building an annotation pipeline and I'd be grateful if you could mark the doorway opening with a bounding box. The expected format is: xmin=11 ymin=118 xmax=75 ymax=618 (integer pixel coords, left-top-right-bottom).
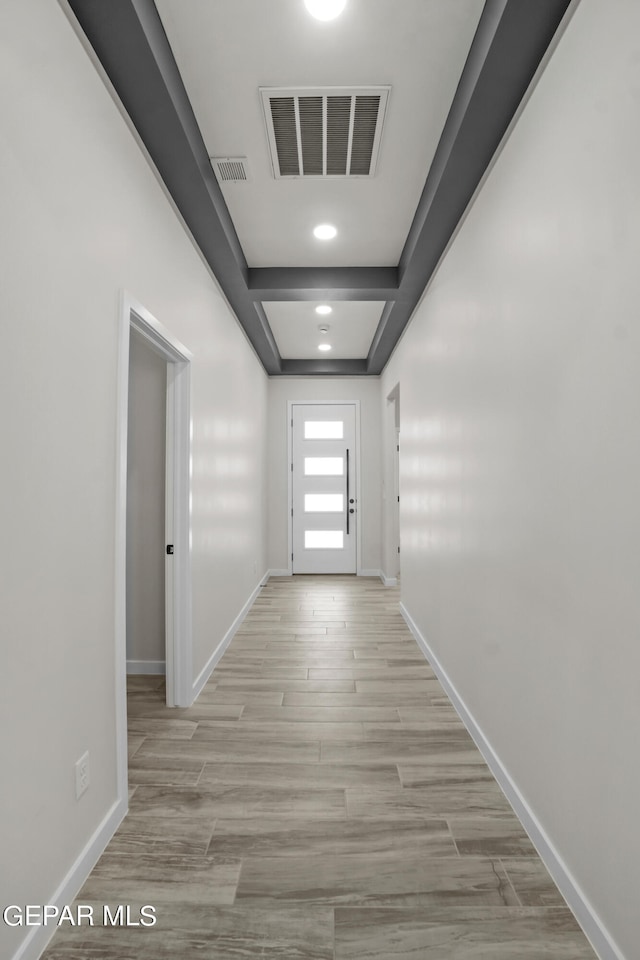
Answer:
xmin=114 ymin=293 xmax=193 ymax=804
xmin=126 ymin=330 xmax=167 ymax=684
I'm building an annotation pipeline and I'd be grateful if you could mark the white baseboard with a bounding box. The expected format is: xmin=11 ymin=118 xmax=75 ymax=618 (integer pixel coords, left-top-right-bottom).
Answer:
xmin=11 ymin=797 xmax=127 ymax=960
xmin=400 ymin=602 xmax=624 ymax=960
xmin=191 ymin=577 xmax=265 ymax=701
xmin=126 ymin=659 xmax=166 ymax=675
xmin=362 ymin=569 xmax=397 ymax=586
xmin=267 ymin=569 xmax=392 ymax=582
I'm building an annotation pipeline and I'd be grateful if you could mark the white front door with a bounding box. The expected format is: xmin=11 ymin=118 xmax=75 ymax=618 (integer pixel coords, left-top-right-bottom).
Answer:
xmin=292 ymin=403 xmax=357 ymax=574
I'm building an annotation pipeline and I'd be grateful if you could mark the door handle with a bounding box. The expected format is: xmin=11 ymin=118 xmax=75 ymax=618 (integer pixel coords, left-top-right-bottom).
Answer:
xmin=346 ymin=448 xmax=350 ymax=535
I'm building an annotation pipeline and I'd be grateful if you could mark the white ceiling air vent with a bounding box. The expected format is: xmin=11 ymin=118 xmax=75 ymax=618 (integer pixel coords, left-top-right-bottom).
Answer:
xmin=260 ymin=87 xmax=390 ymax=179
xmin=210 ymin=157 xmax=250 ymax=184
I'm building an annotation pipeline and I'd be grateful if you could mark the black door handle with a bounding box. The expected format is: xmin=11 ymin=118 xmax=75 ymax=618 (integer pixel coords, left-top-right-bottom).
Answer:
xmin=346 ymin=448 xmax=350 ymax=535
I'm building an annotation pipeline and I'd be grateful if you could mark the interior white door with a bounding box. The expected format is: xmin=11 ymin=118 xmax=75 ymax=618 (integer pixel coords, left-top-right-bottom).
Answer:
xmin=292 ymin=403 xmax=357 ymax=574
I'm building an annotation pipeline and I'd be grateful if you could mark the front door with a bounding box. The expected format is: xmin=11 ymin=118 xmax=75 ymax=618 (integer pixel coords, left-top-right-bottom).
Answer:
xmin=292 ymin=404 xmax=357 ymax=574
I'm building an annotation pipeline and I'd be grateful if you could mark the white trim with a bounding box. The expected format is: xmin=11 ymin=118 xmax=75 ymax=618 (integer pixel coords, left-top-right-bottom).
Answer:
xmin=125 ymin=298 xmax=194 ymax=360
xmin=361 ymin=569 xmax=397 ymax=585
xmin=114 ymin=293 xmax=131 ymax=825
xmin=191 ymin=577 xmax=265 ymax=701
xmin=164 ymin=362 xmax=176 ymax=705
xmin=165 ymin=357 xmax=193 ymax=707
xmin=400 ymin=601 xmax=625 ymax=960
xmin=269 ymin=568 xmax=389 ymax=582
xmin=126 ymin=660 xmax=166 ymax=675
xmin=10 ymin=797 xmax=126 ymax=960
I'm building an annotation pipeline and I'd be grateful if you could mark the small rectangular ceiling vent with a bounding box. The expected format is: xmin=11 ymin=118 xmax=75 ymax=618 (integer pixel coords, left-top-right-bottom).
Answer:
xmin=260 ymin=86 xmax=390 ymax=179
xmin=210 ymin=156 xmax=250 ymax=184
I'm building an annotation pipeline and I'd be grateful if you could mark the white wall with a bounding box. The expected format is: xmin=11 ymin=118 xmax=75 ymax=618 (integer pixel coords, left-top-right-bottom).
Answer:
xmin=267 ymin=378 xmax=382 ymax=575
xmin=381 ymin=1 xmax=640 ymax=957
xmin=0 ymin=2 xmax=267 ymax=958
xmin=126 ymin=331 xmax=166 ymax=668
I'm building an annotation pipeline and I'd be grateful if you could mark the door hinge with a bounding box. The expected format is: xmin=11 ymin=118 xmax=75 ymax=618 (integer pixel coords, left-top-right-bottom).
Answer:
xmin=291 ymin=463 xmax=293 ymax=472
xmin=291 ymin=553 xmax=294 ymax=561
xmin=397 ymin=495 xmax=400 ymax=502
xmin=291 ymin=508 xmax=293 ymax=517
xmin=397 ymin=546 xmax=400 ymax=554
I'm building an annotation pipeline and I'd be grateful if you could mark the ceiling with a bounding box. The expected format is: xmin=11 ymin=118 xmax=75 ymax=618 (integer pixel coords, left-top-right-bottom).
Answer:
xmin=66 ymin=0 xmax=573 ymax=376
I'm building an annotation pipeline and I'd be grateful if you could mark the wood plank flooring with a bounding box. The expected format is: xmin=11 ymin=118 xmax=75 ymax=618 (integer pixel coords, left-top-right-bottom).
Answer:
xmin=42 ymin=576 xmax=597 ymax=959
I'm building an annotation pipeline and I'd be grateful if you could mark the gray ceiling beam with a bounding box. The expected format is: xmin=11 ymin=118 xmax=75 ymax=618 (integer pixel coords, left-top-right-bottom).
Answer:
xmin=248 ymin=267 xmax=399 ymax=302
xmin=280 ymin=359 xmax=369 ymax=376
xmin=366 ymin=0 xmax=574 ymax=374
xmin=67 ymin=0 xmax=574 ymax=378
xmin=66 ymin=0 xmax=283 ymax=375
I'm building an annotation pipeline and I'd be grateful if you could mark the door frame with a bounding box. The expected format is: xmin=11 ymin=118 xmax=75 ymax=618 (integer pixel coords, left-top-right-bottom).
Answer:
xmin=394 ymin=425 xmax=400 ymax=579
xmin=384 ymin=383 xmax=400 ymax=585
xmin=287 ymin=400 xmax=362 ymax=576
xmin=115 ymin=292 xmax=193 ymax=802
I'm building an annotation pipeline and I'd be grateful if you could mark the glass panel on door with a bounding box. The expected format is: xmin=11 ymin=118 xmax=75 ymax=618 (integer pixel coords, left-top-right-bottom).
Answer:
xmin=304 ymin=494 xmax=344 ymax=513
xmin=304 ymin=421 xmax=344 ymax=440
xmin=304 ymin=457 xmax=344 ymax=476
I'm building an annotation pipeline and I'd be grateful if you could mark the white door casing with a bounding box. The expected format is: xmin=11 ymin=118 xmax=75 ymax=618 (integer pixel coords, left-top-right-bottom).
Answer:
xmin=291 ymin=403 xmax=357 ymax=574
xmin=394 ymin=427 xmax=401 ymax=578
xmin=115 ymin=292 xmax=193 ymax=806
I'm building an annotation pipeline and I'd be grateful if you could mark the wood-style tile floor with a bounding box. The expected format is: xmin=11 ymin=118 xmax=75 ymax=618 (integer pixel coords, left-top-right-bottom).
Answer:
xmin=43 ymin=576 xmax=597 ymax=959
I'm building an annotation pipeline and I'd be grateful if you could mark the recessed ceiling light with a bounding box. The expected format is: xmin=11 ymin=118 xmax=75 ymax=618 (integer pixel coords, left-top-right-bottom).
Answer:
xmin=313 ymin=223 xmax=337 ymax=240
xmin=315 ymin=305 xmax=332 ymax=315
xmin=318 ymin=343 xmax=332 ymax=352
xmin=304 ymin=0 xmax=347 ymax=21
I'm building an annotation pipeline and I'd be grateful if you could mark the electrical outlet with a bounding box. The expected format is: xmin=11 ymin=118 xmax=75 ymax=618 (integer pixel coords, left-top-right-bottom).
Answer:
xmin=75 ymin=751 xmax=90 ymax=800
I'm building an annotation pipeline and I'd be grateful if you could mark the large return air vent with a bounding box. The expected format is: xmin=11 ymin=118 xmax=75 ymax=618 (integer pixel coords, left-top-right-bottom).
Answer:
xmin=260 ymin=86 xmax=390 ymax=179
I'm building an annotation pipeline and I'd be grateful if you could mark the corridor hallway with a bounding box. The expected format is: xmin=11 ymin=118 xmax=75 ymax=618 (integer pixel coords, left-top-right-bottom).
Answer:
xmin=43 ymin=576 xmax=595 ymax=959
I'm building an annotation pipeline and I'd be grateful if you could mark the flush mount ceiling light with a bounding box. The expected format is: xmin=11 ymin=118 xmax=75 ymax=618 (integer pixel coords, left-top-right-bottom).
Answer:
xmin=313 ymin=223 xmax=337 ymax=240
xmin=315 ymin=305 xmax=332 ymax=315
xmin=304 ymin=0 xmax=347 ymax=21
xmin=318 ymin=343 xmax=332 ymax=352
